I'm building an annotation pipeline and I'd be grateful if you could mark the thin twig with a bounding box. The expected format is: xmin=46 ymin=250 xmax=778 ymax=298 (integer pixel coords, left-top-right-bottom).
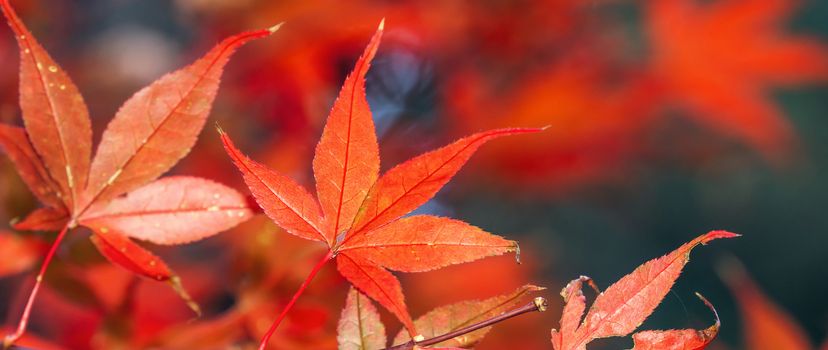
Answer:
xmin=383 ymin=297 xmax=548 ymax=350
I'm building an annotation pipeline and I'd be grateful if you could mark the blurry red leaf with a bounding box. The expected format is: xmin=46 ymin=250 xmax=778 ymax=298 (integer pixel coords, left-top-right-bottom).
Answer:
xmin=83 ymin=25 xmax=279 ymax=206
xmin=223 ymin=21 xmax=542 ymax=339
xmin=79 ymin=176 xmax=252 ymax=245
xmin=1 ymin=0 xmax=92 ymax=212
xmin=393 ymin=284 xmax=543 ymax=348
xmin=631 ymin=293 xmax=720 ymax=350
xmin=147 ymin=310 xmax=246 ymax=350
xmin=0 ymin=124 xmax=63 ymax=209
xmin=0 ymin=230 xmax=40 ymax=277
xmin=12 ymin=207 xmax=68 ymax=231
xmin=337 ymin=287 xmax=386 ymax=350
xmin=720 ymin=259 xmax=812 ymax=350
xmin=646 ymin=0 xmax=828 ymax=159
xmin=341 ymin=215 xmax=517 ymax=273
xmin=551 ymin=231 xmax=738 ymax=350
xmin=312 ymin=20 xmax=382 ymax=240
xmin=446 ymin=60 xmax=658 ymax=193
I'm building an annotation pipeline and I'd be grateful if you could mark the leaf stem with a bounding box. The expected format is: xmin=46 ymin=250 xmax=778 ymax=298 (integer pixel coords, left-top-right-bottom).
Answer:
xmin=384 ymin=297 xmax=548 ymax=350
xmin=257 ymin=249 xmax=333 ymax=350
xmin=3 ymin=223 xmax=72 ymax=349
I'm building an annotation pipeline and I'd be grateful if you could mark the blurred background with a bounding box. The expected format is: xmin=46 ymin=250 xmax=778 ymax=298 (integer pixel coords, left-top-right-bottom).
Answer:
xmin=1 ymin=0 xmax=827 ymax=349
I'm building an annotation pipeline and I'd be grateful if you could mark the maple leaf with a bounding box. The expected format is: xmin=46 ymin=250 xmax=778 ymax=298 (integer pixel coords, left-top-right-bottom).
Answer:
xmin=0 ymin=0 xmax=276 ymax=345
xmin=719 ymin=259 xmax=812 ymax=350
xmin=630 ymin=293 xmax=720 ymax=350
xmin=550 ymin=231 xmax=738 ymax=350
xmin=337 ymin=285 xmax=544 ymax=350
xmin=220 ymin=20 xmax=543 ymax=347
xmin=646 ymin=0 xmax=828 ymax=160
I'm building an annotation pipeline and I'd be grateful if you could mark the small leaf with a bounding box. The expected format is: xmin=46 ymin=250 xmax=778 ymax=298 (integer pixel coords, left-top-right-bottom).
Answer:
xmin=393 ymin=284 xmax=544 ymax=348
xmin=85 ymin=26 xmax=277 ymax=205
xmin=79 ymin=176 xmax=252 ymax=245
xmin=551 ymin=231 xmax=738 ymax=350
xmin=89 ymin=227 xmax=173 ymax=281
xmin=0 ymin=124 xmax=63 ymax=208
xmin=341 ymin=215 xmax=517 ymax=272
xmin=337 ymin=287 xmax=387 ymax=350
xmin=1 ymin=0 xmax=92 ymax=212
xmin=337 ymin=252 xmax=415 ymax=336
xmin=349 ymin=128 xmax=544 ymax=239
xmin=551 ymin=276 xmax=593 ymax=350
xmin=631 ymin=293 xmax=720 ymax=350
xmin=12 ymin=207 xmax=68 ymax=231
xmin=221 ymin=130 xmax=326 ymax=243
xmin=89 ymin=227 xmax=201 ymax=315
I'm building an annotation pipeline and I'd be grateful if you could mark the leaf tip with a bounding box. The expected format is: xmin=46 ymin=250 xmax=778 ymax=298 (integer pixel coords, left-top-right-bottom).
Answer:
xmin=168 ymin=275 xmax=202 ymax=318
xmin=702 ymin=230 xmax=740 ymax=244
xmin=267 ymin=22 xmax=284 ymax=34
xmin=214 ymin=122 xmax=225 ymax=135
xmin=378 ymin=18 xmax=386 ymax=31
xmin=540 ymin=125 xmax=551 ymax=131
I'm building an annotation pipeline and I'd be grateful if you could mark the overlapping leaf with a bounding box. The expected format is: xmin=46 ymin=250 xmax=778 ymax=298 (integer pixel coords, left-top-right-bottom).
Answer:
xmin=630 ymin=293 xmax=720 ymax=350
xmin=551 ymin=231 xmax=738 ymax=350
xmin=392 ymin=284 xmax=543 ymax=348
xmin=80 ymin=176 xmax=253 ymax=245
xmin=0 ymin=125 xmax=63 ymax=209
xmin=0 ymin=0 xmax=270 ymax=316
xmin=222 ymin=20 xmax=542 ymax=337
xmin=12 ymin=207 xmax=68 ymax=231
xmin=337 ymin=287 xmax=386 ymax=350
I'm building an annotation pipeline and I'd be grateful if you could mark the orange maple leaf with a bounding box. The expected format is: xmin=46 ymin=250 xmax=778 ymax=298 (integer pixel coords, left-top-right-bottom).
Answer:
xmin=220 ymin=20 xmax=543 ymax=348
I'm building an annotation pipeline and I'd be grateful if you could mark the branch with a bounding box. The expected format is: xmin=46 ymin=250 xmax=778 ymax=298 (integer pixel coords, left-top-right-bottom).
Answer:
xmin=383 ymin=297 xmax=548 ymax=350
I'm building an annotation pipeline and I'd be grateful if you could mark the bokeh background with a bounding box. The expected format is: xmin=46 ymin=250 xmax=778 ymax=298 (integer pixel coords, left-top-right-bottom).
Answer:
xmin=1 ymin=0 xmax=827 ymax=349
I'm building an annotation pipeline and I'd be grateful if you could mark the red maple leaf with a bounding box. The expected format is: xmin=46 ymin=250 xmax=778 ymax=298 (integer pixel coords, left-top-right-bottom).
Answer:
xmin=220 ymin=20 xmax=543 ymax=348
xmin=551 ymin=231 xmax=738 ymax=350
xmin=646 ymin=0 xmax=828 ymax=160
xmin=0 ymin=1 xmax=276 ymax=345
